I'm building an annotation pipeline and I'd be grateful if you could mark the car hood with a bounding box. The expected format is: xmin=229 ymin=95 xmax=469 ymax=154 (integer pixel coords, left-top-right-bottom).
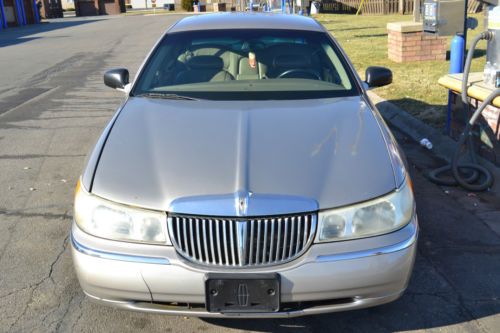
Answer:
xmin=91 ymin=96 xmax=396 ymax=215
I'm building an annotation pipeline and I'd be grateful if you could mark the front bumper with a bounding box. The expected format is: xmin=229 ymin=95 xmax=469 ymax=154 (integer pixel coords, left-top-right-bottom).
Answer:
xmin=71 ymin=216 xmax=418 ymax=318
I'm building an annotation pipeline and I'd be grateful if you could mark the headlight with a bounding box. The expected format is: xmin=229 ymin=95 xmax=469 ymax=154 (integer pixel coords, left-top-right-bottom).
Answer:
xmin=74 ymin=180 xmax=169 ymax=244
xmin=316 ymin=178 xmax=414 ymax=242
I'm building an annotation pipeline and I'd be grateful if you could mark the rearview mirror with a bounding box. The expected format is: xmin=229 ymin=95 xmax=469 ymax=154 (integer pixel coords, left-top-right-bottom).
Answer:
xmin=104 ymin=68 xmax=129 ymax=90
xmin=365 ymin=66 xmax=392 ymax=88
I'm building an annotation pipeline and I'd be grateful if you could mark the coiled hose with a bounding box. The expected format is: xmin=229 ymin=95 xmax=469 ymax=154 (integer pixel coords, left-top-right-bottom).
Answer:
xmin=428 ymin=31 xmax=499 ymax=191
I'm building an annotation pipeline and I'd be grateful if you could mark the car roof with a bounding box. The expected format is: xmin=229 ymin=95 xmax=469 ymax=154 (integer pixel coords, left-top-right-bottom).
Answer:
xmin=169 ymin=13 xmax=325 ymax=33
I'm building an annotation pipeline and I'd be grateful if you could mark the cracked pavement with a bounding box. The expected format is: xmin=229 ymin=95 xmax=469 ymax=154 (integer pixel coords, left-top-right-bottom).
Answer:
xmin=0 ymin=14 xmax=499 ymax=333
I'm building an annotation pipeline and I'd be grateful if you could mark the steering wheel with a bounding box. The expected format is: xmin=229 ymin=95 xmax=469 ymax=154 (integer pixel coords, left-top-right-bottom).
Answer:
xmin=277 ymin=69 xmax=321 ymax=80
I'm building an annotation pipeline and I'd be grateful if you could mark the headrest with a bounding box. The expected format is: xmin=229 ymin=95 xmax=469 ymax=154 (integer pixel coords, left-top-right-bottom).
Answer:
xmin=187 ymin=56 xmax=224 ymax=70
xmin=239 ymin=57 xmax=259 ymax=75
xmin=273 ymin=54 xmax=311 ymax=68
xmin=190 ymin=46 xmax=230 ymax=68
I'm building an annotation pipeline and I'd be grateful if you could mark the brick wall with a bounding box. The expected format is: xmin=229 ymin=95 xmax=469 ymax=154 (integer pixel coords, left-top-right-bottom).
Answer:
xmin=388 ymin=29 xmax=448 ymax=63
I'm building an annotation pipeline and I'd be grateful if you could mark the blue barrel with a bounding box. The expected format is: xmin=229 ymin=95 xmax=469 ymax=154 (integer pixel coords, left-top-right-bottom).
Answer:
xmin=446 ymin=34 xmax=465 ymax=135
xmin=450 ymin=34 xmax=465 ymax=74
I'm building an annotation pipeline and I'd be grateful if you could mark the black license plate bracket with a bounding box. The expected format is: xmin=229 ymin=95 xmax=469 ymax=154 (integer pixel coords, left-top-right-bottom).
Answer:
xmin=205 ymin=273 xmax=280 ymax=313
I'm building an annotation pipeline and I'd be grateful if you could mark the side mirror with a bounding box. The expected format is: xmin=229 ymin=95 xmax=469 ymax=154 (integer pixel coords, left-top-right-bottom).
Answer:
xmin=104 ymin=68 xmax=129 ymax=90
xmin=365 ymin=66 xmax=392 ymax=88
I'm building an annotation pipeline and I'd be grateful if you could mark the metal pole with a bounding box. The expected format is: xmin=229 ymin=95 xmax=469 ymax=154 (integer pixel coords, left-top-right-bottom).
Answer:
xmin=21 ymin=0 xmax=26 ymax=25
xmin=0 ymin=0 xmax=6 ymax=29
xmin=462 ymin=0 xmax=469 ymax=69
xmin=356 ymin=0 xmax=365 ymax=15
xmin=33 ymin=0 xmax=39 ymax=23
xmin=15 ymin=0 xmax=23 ymax=25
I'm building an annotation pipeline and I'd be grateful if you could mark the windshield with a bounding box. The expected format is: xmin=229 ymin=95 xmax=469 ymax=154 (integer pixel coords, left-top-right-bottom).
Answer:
xmin=132 ymin=29 xmax=359 ymax=100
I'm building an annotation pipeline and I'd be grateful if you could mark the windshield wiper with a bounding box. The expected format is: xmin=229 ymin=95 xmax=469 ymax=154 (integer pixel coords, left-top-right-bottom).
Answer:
xmin=134 ymin=92 xmax=199 ymax=101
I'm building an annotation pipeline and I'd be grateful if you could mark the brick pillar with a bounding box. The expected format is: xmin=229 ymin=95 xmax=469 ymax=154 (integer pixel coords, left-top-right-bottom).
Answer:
xmin=387 ymin=21 xmax=448 ymax=63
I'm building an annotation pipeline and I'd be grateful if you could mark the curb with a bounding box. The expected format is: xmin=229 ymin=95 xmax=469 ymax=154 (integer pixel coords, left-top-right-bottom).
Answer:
xmin=368 ymin=91 xmax=500 ymax=193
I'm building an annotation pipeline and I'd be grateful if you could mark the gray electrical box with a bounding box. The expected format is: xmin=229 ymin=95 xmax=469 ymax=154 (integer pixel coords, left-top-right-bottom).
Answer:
xmin=486 ymin=5 xmax=500 ymax=65
xmin=423 ymin=0 xmax=466 ymax=36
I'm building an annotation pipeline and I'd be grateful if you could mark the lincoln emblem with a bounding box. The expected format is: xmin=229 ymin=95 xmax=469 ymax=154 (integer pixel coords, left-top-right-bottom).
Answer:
xmin=236 ymin=191 xmax=250 ymax=216
xmin=237 ymin=284 xmax=249 ymax=307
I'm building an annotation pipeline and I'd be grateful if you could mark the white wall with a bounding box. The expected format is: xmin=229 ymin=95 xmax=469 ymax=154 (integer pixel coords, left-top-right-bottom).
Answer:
xmin=61 ymin=0 xmax=75 ymax=10
xmin=130 ymin=0 xmax=175 ymax=9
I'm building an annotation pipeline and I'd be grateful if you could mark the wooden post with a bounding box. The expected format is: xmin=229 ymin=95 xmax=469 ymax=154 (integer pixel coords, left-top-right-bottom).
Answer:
xmin=398 ymin=0 xmax=404 ymax=14
xmin=413 ymin=0 xmax=421 ymax=22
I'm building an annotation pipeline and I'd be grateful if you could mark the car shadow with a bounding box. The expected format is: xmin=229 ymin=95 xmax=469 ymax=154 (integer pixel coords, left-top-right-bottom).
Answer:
xmin=0 ymin=19 xmax=101 ymax=48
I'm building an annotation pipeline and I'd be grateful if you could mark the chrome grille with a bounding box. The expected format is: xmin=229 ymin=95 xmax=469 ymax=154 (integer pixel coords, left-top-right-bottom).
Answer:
xmin=168 ymin=213 xmax=317 ymax=267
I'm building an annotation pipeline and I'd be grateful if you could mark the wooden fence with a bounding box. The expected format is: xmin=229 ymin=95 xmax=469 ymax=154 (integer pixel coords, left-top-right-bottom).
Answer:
xmin=320 ymin=0 xmax=412 ymax=14
xmin=467 ymin=0 xmax=483 ymax=13
xmin=320 ymin=0 xmax=482 ymax=15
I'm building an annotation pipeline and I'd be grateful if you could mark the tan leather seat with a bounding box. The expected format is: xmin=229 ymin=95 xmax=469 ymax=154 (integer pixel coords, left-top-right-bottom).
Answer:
xmin=177 ymin=45 xmax=238 ymax=78
xmin=237 ymin=56 xmax=261 ymax=80
xmin=174 ymin=56 xmax=234 ymax=85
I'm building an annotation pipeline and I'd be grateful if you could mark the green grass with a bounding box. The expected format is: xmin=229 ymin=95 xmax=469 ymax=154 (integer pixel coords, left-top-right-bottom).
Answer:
xmin=123 ymin=9 xmax=188 ymax=16
xmin=315 ymin=13 xmax=486 ymax=127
